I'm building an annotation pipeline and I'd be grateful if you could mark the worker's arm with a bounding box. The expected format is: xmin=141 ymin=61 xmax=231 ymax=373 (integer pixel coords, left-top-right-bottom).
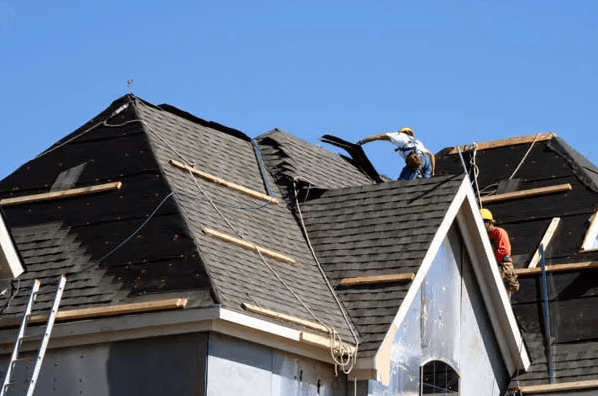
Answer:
xmin=422 ymin=149 xmax=436 ymax=175
xmin=357 ymin=133 xmax=391 ymax=145
xmin=493 ymin=227 xmax=512 ymax=263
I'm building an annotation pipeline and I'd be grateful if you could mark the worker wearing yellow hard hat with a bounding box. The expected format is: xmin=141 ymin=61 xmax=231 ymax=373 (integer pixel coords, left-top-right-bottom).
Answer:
xmin=480 ymin=209 xmax=519 ymax=294
xmin=357 ymin=127 xmax=435 ymax=181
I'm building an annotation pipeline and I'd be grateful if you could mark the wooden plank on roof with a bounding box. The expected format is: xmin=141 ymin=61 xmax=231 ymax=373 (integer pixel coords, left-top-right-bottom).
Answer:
xmin=339 ymin=273 xmax=416 ymax=287
xmin=202 ymin=227 xmax=295 ymax=264
xmin=169 ymin=159 xmax=279 ymax=204
xmin=527 ymin=217 xmax=561 ymax=268
xmin=0 ymin=298 xmax=188 ymax=328
xmin=242 ymin=303 xmax=329 ymax=333
xmin=300 ymin=330 xmax=357 ymax=353
xmin=515 ymin=261 xmax=598 ymax=276
xmin=512 ymin=379 xmax=598 ymax=394
xmin=0 ymin=182 xmax=123 ymax=206
xmin=580 ymin=207 xmax=598 ymax=251
xmin=480 ymin=183 xmax=572 ymax=204
xmin=446 ymin=132 xmax=555 ymax=155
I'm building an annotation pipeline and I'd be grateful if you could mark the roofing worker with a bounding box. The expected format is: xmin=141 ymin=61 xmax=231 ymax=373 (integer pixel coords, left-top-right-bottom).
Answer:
xmin=357 ymin=127 xmax=435 ymax=181
xmin=481 ymin=209 xmax=520 ymax=295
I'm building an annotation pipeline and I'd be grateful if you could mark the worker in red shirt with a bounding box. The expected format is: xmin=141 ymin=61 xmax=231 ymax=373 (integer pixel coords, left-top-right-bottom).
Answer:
xmin=481 ymin=209 xmax=520 ymax=294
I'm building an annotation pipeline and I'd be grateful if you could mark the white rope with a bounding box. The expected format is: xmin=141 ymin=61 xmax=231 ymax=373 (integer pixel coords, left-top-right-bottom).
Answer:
xmin=293 ymin=180 xmax=360 ymax=374
xmin=135 ymin=99 xmax=357 ymax=373
xmin=509 ymin=132 xmax=543 ymax=180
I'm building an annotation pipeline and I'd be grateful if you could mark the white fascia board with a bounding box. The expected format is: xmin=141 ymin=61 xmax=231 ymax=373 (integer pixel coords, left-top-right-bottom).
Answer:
xmin=0 ymin=305 xmax=339 ymax=365
xmin=456 ymin=183 xmax=530 ymax=375
xmin=372 ymin=176 xmax=470 ymax=385
xmin=0 ymin=210 xmax=24 ymax=279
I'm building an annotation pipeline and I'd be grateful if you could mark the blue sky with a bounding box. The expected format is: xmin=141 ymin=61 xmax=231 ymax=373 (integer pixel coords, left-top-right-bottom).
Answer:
xmin=1 ymin=0 xmax=597 ymax=180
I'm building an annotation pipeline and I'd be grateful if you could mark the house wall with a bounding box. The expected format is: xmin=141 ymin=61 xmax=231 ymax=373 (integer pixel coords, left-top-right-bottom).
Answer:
xmin=0 ymin=330 xmax=346 ymax=396
xmin=368 ymin=226 xmax=510 ymax=395
xmin=0 ymin=332 xmax=208 ymax=396
xmin=206 ymin=332 xmax=346 ymax=396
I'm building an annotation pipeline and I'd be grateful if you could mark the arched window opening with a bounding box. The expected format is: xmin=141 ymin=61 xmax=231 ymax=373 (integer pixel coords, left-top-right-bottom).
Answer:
xmin=421 ymin=360 xmax=459 ymax=395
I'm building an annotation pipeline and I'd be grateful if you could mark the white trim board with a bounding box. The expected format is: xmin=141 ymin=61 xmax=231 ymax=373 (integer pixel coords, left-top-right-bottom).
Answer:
xmin=365 ymin=176 xmax=529 ymax=386
xmin=0 ymin=210 xmax=24 ymax=279
xmin=0 ymin=305 xmax=341 ymax=366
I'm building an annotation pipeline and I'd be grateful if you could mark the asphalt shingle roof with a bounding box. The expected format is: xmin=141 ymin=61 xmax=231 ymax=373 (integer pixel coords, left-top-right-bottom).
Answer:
xmin=298 ymin=175 xmax=465 ymax=356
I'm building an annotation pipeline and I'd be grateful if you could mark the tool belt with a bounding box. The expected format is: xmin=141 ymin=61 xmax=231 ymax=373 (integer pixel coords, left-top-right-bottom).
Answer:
xmin=499 ymin=255 xmax=520 ymax=293
xmin=405 ymin=150 xmax=423 ymax=171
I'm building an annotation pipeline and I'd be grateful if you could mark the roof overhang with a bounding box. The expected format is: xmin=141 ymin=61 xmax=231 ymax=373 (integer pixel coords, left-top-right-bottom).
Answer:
xmin=354 ymin=175 xmax=530 ymax=385
xmin=0 ymin=304 xmax=350 ymax=366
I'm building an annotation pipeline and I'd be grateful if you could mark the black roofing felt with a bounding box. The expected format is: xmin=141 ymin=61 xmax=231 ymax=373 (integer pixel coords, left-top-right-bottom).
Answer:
xmin=435 ymin=135 xmax=598 ymax=387
xmin=0 ymin=100 xmax=216 ymax=317
xmin=0 ymin=95 xmax=373 ymax=343
xmin=298 ymin=175 xmax=465 ymax=356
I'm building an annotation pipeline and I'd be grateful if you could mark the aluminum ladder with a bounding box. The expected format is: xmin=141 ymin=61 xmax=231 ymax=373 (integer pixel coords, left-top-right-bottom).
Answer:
xmin=1 ymin=275 xmax=67 ymax=396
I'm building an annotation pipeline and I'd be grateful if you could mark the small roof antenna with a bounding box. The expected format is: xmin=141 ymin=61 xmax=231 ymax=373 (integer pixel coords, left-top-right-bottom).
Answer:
xmin=127 ymin=79 xmax=134 ymax=93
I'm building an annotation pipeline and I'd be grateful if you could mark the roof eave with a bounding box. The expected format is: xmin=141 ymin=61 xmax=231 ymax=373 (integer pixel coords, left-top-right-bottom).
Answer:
xmin=0 ymin=305 xmax=349 ymax=366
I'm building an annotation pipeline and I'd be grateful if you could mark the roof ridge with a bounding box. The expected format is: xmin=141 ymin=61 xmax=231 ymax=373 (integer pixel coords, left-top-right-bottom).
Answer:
xmin=442 ymin=132 xmax=557 ymax=155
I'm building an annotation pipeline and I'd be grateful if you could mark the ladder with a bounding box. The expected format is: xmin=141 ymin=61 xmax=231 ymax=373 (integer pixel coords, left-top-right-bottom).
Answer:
xmin=1 ymin=275 xmax=67 ymax=396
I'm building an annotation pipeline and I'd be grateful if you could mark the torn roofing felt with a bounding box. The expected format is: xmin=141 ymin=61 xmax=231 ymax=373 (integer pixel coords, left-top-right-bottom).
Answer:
xmin=256 ymin=129 xmax=374 ymax=190
xmin=0 ymin=94 xmax=357 ymax=342
xmin=297 ymin=174 xmax=466 ymax=357
xmin=435 ymin=133 xmax=598 ymax=387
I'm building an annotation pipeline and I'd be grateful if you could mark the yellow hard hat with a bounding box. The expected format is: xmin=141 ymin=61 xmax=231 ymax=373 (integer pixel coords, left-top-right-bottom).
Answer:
xmin=480 ymin=208 xmax=494 ymax=222
xmin=399 ymin=127 xmax=414 ymax=136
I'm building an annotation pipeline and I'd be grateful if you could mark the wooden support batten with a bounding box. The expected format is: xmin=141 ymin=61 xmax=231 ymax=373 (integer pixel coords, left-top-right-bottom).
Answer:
xmin=0 ymin=182 xmax=123 ymax=206
xmin=447 ymin=132 xmax=555 ymax=155
xmin=242 ymin=303 xmax=329 ymax=333
xmin=515 ymin=261 xmax=598 ymax=276
xmin=0 ymin=298 xmax=188 ymax=328
xmin=527 ymin=217 xmax=561 ymax=268
xmin=339 ymin=273 xmax=416 ymax=287
xmin=480 ymin=183 xmax=572 ymax=204
xmin=512 ymin=379 xmax=598 ymax=394
xmin=169 ymin=159 xmax=279 ymax=204
xmin=202 ymin=227 xmax=295 ymax=264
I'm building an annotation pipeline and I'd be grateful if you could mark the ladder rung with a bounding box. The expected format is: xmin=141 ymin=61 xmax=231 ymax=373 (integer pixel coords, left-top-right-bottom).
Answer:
xmin=1 ymin=276 xmax=66 ymax=396
xmin=18 ymin=334 xmax=43 ymax=346
xmin=11 ymin=357 xmax=35 ymax=367
xmin=4 ymin=381 xmax=28 ymax=387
